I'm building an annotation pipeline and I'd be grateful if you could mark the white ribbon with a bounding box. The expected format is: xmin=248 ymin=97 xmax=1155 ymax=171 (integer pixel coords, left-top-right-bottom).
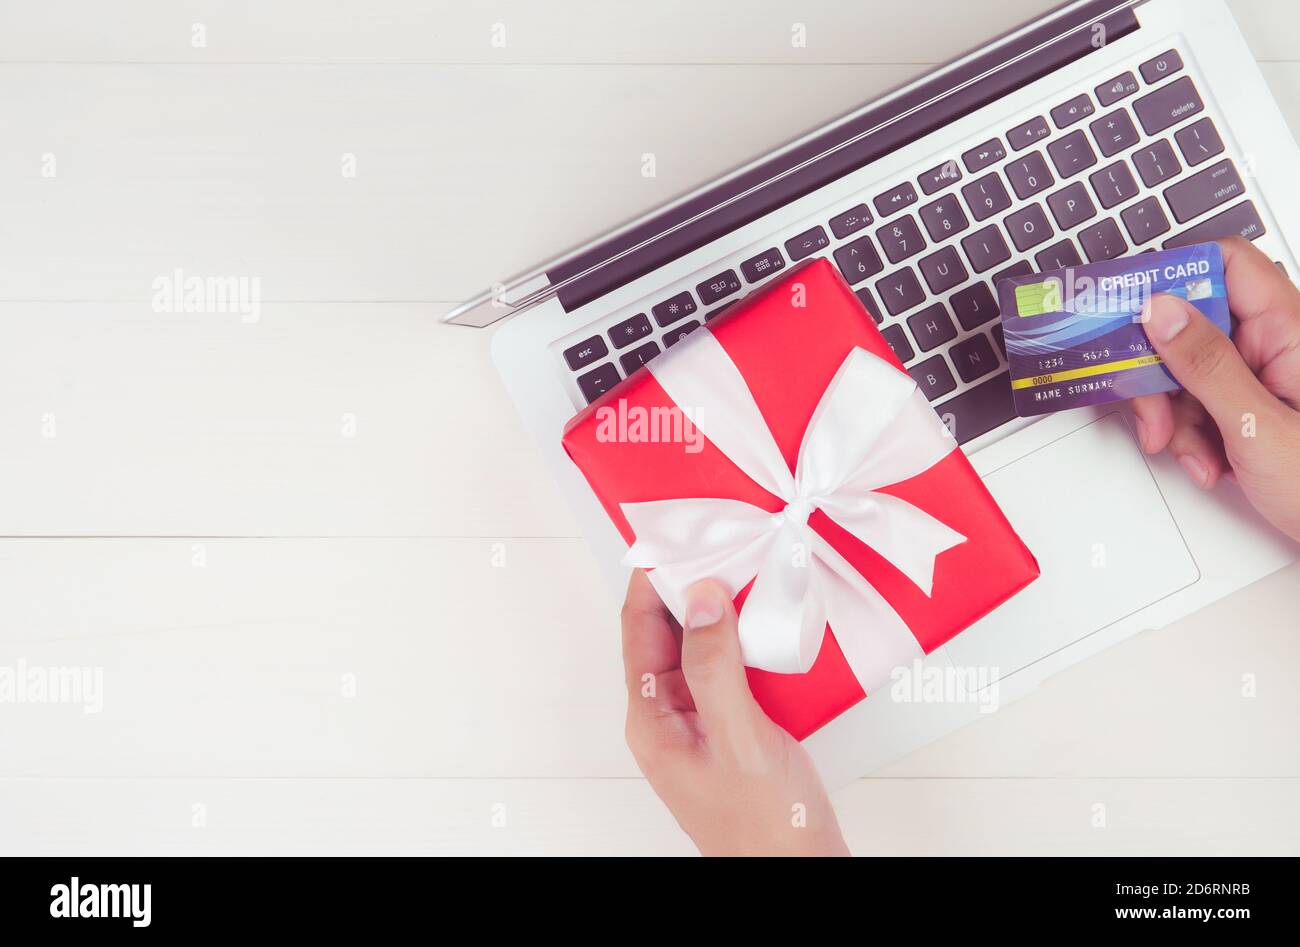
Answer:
xmin=621 ymin=327 xmax=966 ymax=691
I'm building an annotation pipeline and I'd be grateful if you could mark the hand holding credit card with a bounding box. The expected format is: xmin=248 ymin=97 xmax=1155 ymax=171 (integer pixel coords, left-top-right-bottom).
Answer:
xmin=997 ymin=242 xmax=1229 ymax=417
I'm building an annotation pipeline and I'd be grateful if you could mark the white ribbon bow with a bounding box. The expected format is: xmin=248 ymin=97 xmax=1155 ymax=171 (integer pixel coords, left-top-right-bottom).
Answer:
xmin=621 ymin=328 xmax=966 ymax=690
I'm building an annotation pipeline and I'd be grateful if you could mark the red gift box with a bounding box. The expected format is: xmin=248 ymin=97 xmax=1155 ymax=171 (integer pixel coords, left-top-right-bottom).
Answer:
xmin=563 ymin=258 xmax=1039 ymax=740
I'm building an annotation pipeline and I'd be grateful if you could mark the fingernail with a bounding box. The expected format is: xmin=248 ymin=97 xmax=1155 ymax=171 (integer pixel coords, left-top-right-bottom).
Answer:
xmin=1145 ymin=296 xmax=1190 ymax=344
xmin=1179 ymin=454 xmax=1211 ymax=487
xmin=684 ymin=582 xmax=726 ymax=630
xmin=1134 ymin=417 xmax=1150 ymax=453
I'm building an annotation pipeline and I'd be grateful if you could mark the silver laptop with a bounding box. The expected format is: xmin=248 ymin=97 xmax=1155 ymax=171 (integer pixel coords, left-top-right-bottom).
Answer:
xmin=445 ymin=0 xmax=1300 ymax=786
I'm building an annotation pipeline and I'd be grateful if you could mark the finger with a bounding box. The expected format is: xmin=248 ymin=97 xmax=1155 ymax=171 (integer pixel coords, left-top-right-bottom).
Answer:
xmin=1218 ymin=237 xmax=1300 ymax=405
xmin=1166 ymin=394 xmax=1229 ymax=489
xmin=1218 ymin=236 xmax=1298 ymax=327
xmin=1131 ymin=391 xmax=1175 ymax=454
xmin=621 ymin=570 xmax=682 ymax=708
xmin=678 ymin=580 xmax=764 ymax=741
xmin=1141 ymin=292 xmax=1287 ymax=438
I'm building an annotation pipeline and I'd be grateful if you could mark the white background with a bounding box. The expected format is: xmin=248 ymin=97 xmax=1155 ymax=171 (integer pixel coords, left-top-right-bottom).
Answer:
xmin=0 ymin=0 xmax=1297 ymax=855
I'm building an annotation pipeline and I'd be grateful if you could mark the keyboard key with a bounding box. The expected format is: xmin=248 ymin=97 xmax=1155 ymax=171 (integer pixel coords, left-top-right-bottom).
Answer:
xmin=1089 ymin=161 xmax=1139 ymax=209
xmin=990 ymin=323 xmax=1006 ymax=358
xmin=855 ymin=288 xmax=884 ymax=324
xmin=1008 ymin=116 xmax=1050 ymax=151
xmin=876 ymin=267 xmax=926 ymax=316
xmin=1047 ymin=181 xmax=1098 ymax=229
xmin=908 ymin=303 xmax=958 ymax=353
xmin=880 ymin=324 xmax=915 ymax=364
xmin=1121 ymin=197 xmax=1171 ymax=245
xmin=1132 ymin=139 xmax=1181 ymax=187
xmin=909 ymin=355 xmax=957 ymax=401
xmin=1078 ymin=219 xmax=1127 ymax=262
xmin=563 ymin=335 xmax=609 ymax=371
xmin=919 ymin=160 xmax=963 ymax=195
xmin=610 ymin=312 xmax=654 ymax=348
xmin=1051 ymin=93 xmax=1095 ymax=129
xmin=829 ymin=203 xmax=874 ymax=239
xmin=1096 ymin=71 xmax=1140 ymax=107
xmin=1005 ymin=203 xmax=1054 ymax=252
xmin=1174 ymin=118 xmax=1225 ymax=167
xmin=577 ymin=362 xmax=621 ymax=403
xmin=991 ymin=261 xmax=1033 ymax=288
xmin=951 ymin=282 xmax=999 ymax=331
xmin=741 ymin=247 xmax=786 ymax=284
xmin=935 ymin=373 xmax=1016 ymax=444
xmin=785 ymin=226 xmax=830 ymax=261
xmin=1034 ymin=238 xmax=1083 ymax=271
xmin=1140 ymin=49 xmax=1184 ymax=84
xmin=695 ymin=269 xmax=741 ymax=307
xmin=950 ymin=334 xmax=1000 ymax=383
xmin=919 ymin=195 xmax=971 ymax=242
xmin=1089 ymin=109 xmax=1141 ymax=158
xmin=918 ymin=246 xmax=969 ymax=295
xmin=706 ymin=303 xmax=736 ymax=321
xmin=1006 ymin=152 xmax=1055 ymax=199
xmin=1047 ymin=130 xmax=1098 ymax=178
xmin=1134 ymin=75 xmax=1203 ymax=135
xmin=1165 ymin=158 xmax=1244 ymax=223
xmin=961 ymin=173 xmax=1012 ymax=222
xmin=834 ymin=236 xmax=884 ymax=284
xmin=619 ymin=341 xmax=661 ymax=375
xmin=650 ymin=292 xmax=698 ymax=328
xmin=961 ymin=225 xmax=1012 ymax=273
xmin=962 ymin=138 xmax=1006 ymax=174
xmin=663 ymin=320 xmax=700 ymax=347
xmin=874 ymin=182 xmax=918 ymax=217
xmin=1163 ymin=200 xmax=1266 ymax=248
xmin=876 ymin=215 xmax=926 ymax=264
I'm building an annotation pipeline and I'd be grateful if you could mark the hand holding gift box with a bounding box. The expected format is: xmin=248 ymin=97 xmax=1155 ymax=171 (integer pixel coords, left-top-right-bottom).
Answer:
xmin=564 ymin=259 xmax=1039 ymax=739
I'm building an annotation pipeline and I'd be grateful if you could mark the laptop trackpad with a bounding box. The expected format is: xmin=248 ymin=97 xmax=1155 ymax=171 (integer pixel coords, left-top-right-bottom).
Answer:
xmin=944 ymin=412 xmax=1199 ymax=679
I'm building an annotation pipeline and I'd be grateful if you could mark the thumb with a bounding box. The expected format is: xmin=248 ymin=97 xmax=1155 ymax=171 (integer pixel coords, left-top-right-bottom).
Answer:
xmin=679 ymin=580 xmax=765 ymax=739
xmin=1143 ymin=293 xmax=1284 ymax=436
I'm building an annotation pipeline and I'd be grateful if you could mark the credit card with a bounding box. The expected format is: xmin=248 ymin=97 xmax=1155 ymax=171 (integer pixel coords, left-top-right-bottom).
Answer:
xmin=997 ymin=242 xmax=1230 ymax=417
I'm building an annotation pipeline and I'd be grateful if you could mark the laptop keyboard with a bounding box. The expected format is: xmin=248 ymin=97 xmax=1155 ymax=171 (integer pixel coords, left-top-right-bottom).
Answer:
xmin=562 ymin=46 xmax=1272 ymax=445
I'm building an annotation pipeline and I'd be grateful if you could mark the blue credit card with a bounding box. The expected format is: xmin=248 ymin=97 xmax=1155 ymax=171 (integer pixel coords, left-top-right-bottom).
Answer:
xmin=997 ymin=242 xmax=1231 ymax=417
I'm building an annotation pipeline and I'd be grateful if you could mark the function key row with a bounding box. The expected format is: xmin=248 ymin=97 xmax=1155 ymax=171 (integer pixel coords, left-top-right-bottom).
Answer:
xmin=695 ymin=269 xmax=741 ymax=307
xmin=1139 ymin=49 xmax=1183 ymax=85
xmin=874 ymin=182 xmax=919 ymax=217
xmin=962 ymin=138 xmax=1006 ymax=174
xmin=785 ymin=225 xmax=829 ymax=261
xmin=919 ymin=160 xmax=963 ymax=196
xmin=1050 ymin=93 xmax=1095 ymax=129
xmin=651 ymin=291 xmax=697 ymax=328
xmin=1096 ymin=71 xmax=1139 ymax=107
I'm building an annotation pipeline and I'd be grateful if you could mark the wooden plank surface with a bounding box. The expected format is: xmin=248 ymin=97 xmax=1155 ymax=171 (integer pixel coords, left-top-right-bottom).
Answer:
xmin=1 ymin=538 xmax=1296 ymax=779
xmin=2 ymin=0 xmax=1298 ymax=855
xmin=2 ymin=776 xmax=1296 ymax=856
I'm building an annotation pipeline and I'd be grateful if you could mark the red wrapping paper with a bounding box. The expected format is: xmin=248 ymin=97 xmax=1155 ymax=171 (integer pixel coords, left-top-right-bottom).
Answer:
xmin=563 ymin=259 xmax=1039 ymax=739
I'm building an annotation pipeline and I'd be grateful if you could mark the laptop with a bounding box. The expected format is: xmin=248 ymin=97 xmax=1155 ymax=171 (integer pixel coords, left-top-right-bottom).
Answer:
xmin=445 ymin=0 xmax=1300 ymax=786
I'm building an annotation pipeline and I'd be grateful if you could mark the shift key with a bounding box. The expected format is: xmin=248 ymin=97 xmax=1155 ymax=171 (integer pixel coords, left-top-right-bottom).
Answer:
xmin=1134 ymin=75 xmax=1203 ymax=134
xmin=1165 ymin=159 xmax=1244 ymax=224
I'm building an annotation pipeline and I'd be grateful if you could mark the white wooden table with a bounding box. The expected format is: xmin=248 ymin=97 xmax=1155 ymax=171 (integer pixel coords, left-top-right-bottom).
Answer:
xmin=1 ymin=0 xmax=1297 ymax=856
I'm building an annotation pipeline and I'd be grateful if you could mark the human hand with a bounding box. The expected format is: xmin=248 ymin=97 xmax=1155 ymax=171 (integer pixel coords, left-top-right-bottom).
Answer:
xmin=1133 ymin=237 xmax=1300 ymax=542
xmin=620 ymin=570 xmax=849 ymax=856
